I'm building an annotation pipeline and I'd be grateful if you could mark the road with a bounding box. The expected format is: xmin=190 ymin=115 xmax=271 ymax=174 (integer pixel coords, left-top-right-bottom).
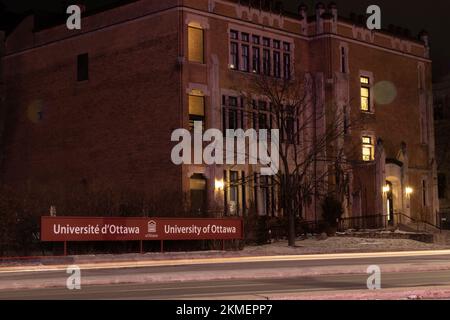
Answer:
xmin=1 ymin=251 xmax=450 ymax=299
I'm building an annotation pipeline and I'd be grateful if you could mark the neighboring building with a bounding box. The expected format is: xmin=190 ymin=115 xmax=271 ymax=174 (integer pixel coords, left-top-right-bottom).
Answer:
xmin=0 ymin=0 xmax=438 ymax=227
xmin=434 ymin=74 xmax=450 ymax=223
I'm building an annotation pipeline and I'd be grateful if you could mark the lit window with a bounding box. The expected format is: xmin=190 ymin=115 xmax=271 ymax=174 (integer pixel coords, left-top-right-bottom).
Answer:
xmin=360 ymin=76 xmax=370 ymax=112
xmin=188 ymin=25 xmax=204 ymax=63
xmin=362 ymin=136 xmax=374 ymax=161
xmin=189 ymin=91 xmax=205 ymax=130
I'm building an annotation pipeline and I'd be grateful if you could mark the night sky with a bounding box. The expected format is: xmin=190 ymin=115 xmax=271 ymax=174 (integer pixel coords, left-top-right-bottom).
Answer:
xmin=0 ymin=0 xmax=448 ymax=80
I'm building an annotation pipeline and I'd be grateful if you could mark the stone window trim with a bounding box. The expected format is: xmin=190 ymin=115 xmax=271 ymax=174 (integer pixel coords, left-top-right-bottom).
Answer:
xmin=185 ymin=14 xmax=210 ymax=30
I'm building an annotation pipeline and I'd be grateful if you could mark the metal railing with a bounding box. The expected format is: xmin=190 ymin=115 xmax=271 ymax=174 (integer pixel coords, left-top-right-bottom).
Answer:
xmin=395 ymin=212 xmax=441 ymax=233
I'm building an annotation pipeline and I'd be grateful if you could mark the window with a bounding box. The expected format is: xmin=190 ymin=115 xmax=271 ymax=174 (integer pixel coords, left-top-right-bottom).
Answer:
xmin=188 ymin=25 xmax=204 ymax=64
xmin=341 ymin=46 xmax=347 ymax=73
xmin=252 ymin=100 xmax=270 ymax=131
xmin=343 ymin=105 xmax=349 ymax=134
xmin=283 ymin=53 xmax=291 ymax=79
xmin=439 ymin=173 xmax=447 ymax=199
xmin=273 ymin=40 xmax=280 ymax=49
xmin=189 ymin=92 xmax=205 ymax=131
xmin=77 ymin=53 xmax=89 ymax=81
xmin=230 ymin=42 xmax=239 ymax=69
xmin=273 ymin=51 xmax=281 ymax=78
xmin=362 ymin=136 xmax=374 ymax=161
xmin=229 ymin=31 xmax=293 ymax=78
xmin=223 ymin=95 xmax=244 ymax=131
xmin=263 ymin=49 xmax=271 ymax=76
xmin=224 ymin=170 xmax=245 ymax=216
xmin=242 ymin=45 xmax=250 ymax=72
xmin=360 ymin=76 xmax=371 ymax=112
xmin=252 ymin=47 xmax=260 ymax=74
xmin=422 ymin=179 xmax=428 ymax=207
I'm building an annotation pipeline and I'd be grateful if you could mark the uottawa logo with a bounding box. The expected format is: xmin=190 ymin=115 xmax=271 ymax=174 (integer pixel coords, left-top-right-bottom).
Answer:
xmin=171 ymin=121 xmax=280 ymax=176
xmin=146 ymin=220 xmax=158 ymax=238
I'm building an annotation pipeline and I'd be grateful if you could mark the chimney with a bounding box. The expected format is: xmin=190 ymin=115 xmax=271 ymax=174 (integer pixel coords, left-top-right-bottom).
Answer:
xmin=419 ymin=30 xmax=429 ymax=46
xmin=316 ymin=2 xmax=325 ymax=34
xmin=419 ymin=30 xmax=430 ymax=58
xmin=298 ymin=3 xmax=308 ymax=35
xmin=316 ymin=2 xmax=325 ymax=18
xmin=328 ymin=2 xmax=338 ymax=33
xmin=328 ymin=2 xmax=337 ymax=21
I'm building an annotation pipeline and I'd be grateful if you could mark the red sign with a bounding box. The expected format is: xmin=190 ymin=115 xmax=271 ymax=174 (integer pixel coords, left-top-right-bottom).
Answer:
xmin=41 ymin=216 xmax=243 ymax=242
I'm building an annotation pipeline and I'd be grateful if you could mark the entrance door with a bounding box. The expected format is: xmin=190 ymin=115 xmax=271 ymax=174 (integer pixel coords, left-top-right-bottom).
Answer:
xmin=190 ymin=174 xmax=207 ymax=216
xmin=386 ymin=181 xmax=394 ymax=226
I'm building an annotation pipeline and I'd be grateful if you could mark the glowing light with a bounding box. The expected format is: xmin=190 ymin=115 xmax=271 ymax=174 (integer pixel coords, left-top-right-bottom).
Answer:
xmin=406 ymin=187 xmax=413 ymax=196
xmin=383 ymin=185 xmax=390 ymax=193
xmin=374 ymin=81 xmax=397 ymax=105
xmin=215 ymin=179 xmax=225 ymax=191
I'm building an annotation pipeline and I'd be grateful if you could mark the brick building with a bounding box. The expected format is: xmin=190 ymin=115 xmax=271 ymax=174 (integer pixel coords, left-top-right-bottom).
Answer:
xmin=0 ymin=0 xmax=439 ymax=227
xmin=434 ymin=74 xmax=450 ymax=224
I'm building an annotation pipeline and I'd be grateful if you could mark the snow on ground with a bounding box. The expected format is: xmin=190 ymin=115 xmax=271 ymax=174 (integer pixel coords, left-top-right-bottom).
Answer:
xmin=242 ymin=237 xmax=449 ymax=255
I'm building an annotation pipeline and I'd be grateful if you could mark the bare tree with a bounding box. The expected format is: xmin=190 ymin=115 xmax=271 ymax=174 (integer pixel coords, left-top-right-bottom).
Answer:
xmin=227 ymin=72 xmax=351 ymax=246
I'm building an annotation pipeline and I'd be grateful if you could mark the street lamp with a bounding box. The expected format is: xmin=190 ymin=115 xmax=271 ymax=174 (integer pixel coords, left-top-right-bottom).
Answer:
xmin=405 ymin=187 xmax=413 ymax=197
xmin=215 ymin=179 xmax=225 ymax=191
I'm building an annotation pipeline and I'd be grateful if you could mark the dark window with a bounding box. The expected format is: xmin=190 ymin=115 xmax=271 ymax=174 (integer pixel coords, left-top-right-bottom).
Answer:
xmin=230 ymin=42 xmax=239 ymax=69
xmin=263 ymin=49 xmax=271 ymax=76
xmin=273 ymin=51 xmax=281 ymax=78
xmin=230 ymin=30 xmax=238 ymax=40
xmin=77 ymin=53 xmax=89 ymax=81
xmin=439 ymin=174 xmax=447 ymax=199
xmin=252 ymin=35 xmax=260 ymax=44
xmin=283 ymin=53 xmax=291 ymax=79
xmin=273 ymin=40 xmax=280 ymax=49
xmin=341 ymin=46 xmax=347 ymax=73
xmin=241 ymin=32 xmax=249 ymax=42
xmin=252 ymin=47 xmax=260 ymax=74
xmin=423 ymin=180 xmax=428 ymax=207
xmin=263 ymin=37 xmax=270 ymax=47
xmin=242 ymin=45 xmax=250 ymax=72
